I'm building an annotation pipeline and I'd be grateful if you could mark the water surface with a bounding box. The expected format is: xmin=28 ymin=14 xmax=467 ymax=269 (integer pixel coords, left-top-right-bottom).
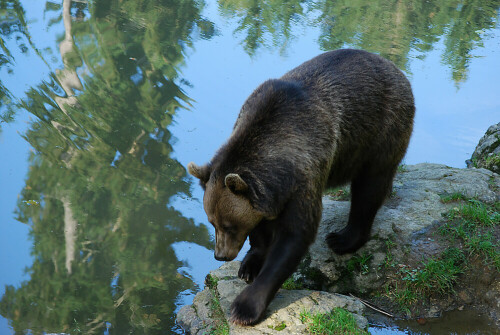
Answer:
xmin=1 ymin=1 xmax=499 ymax=334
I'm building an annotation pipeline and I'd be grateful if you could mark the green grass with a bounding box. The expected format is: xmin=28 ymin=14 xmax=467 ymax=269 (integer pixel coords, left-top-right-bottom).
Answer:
xmin=440 ymin=192 xmax=467 ymax=203
xmin=384 ymin=283 xmax=417 ymax=315
xmin=441 ymin=199 xmax=500 ymax=270
xmin=282 ymin=277 xmax=303 ymax=290
xmin=471 ymin=153 xmax=500 ymax=171
xmin=381 ymin=237 xmax=396 ymax=269
xmin=411 ymin=248 xmax=465 ymax=295
xmin=346 ymin=252 xmax=372 ymax=275
xmin=208 ymin=295 xmax=229 ymax=335
xmin=386 ymin=247 xmax=465 ymax=311
xmin=300 ymin=308 xmax=368 ymax=335
xmin=384 ymin=197 xmax=499 ymax=313
xmin=484 ymin=153 xmax=500 ymax=170
xmin=458 ymin=199 xmax=497 ymax=225
xmin=205 ymin=274 xmax=229 ymax=335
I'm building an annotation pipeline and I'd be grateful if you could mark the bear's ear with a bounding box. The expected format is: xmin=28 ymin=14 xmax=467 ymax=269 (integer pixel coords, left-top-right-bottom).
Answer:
xmin=225 ymin=173 xmax=248 ymax=194
xmin=187 ymin=162 xmax=210 ymax=184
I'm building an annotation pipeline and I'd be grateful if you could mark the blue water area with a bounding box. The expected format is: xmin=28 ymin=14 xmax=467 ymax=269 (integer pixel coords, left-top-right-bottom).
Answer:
xmin=1 ymin=0 xmax=499 ymax=334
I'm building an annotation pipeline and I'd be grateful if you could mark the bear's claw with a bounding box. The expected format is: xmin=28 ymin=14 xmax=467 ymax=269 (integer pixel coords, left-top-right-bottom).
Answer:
xmin=238 ymin=251 xmax=264 ymax=283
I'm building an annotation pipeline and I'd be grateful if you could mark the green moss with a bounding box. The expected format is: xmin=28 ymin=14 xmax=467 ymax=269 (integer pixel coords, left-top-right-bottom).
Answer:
xmin=300 ymin=308 xmax=368 ymax=335
xmin=205 ymin=274 xmax=229 ymax=335
xmin=206 ymin=274 xmax=219 ymax=289
xmin=208 ymin=294 xmax=229 ymax=335
xmin=282 ymin=277 xmax=303 ymax=290
xmin=297 ymin=255 xmax=328 ymax=289
xmin=268 ymin=322 xmax=287 ymax=331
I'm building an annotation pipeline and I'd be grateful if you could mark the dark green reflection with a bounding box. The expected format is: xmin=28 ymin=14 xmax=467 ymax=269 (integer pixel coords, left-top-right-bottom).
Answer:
xmin=220 ymin=0 xmax=500 ymax=82
xmin=0 ymin=0 xmax=214 ymax=334
xmin=0 ymin=0 xmax=32 ymax=131
xmin=219 ymin=0 xmax=307 ymax=55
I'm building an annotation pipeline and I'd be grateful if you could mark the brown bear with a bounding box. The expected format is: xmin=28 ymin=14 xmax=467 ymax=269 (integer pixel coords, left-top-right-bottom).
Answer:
xmin=188 ymin=49 xmax=414 ymax=325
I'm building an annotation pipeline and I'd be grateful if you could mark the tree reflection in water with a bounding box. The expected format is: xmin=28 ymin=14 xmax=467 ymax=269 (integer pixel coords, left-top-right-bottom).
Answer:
xmin=1 ymin=0 xmax=215 ymax=333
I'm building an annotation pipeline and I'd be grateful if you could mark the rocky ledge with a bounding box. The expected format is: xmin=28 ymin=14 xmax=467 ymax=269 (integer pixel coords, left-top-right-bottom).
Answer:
xmin=176 ymin=261 xmax=368 ymax=334
xmin=177 ymin=163 xmax=499 ymax=334
xmin=466 ymin=122 xmax=500 ymax=174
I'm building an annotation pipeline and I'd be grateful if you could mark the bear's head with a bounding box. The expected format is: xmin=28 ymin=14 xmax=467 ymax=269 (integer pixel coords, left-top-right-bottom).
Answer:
xmin=187 ymin=162 xmax=264 ymax=261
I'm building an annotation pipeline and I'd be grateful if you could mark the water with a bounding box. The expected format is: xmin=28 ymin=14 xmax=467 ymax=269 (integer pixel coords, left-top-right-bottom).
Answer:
xmin=0 ymin=1 xmax=499 ymax=334
xmin=370 ymin=309 xmax=499 ymax=335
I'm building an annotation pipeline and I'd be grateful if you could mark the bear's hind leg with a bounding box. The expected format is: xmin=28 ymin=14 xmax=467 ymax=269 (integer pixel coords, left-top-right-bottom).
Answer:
xmin=327 ymin=169 xmax=395 ymax=255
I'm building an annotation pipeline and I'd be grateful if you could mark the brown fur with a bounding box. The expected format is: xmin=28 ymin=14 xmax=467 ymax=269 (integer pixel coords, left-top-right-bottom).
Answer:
xmin=188 ymin=49 xmax=415 ymax=325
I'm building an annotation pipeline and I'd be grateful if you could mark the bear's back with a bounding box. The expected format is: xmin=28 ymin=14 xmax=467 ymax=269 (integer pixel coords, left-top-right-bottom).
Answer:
xmin=281 ymin=49 xmax=415 ymax=182
xmin=216 ymin=49 xmax=414 ymax=186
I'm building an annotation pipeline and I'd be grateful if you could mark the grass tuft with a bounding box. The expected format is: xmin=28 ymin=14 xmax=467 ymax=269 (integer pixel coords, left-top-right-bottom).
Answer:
xmin=484 ymin=153 xmax=500 ymax=171
xmin=282 ymin=277 xmax=303 ymax=290
xmin=441 ymin=199 xmax=500 ymax=270
xmin=386 ymin=247 xmax=465 ymax=310
xmin=300 ymin=308 xmax=368 ymax=335
xmin=440 ymin=192 xmax=467 ymax=203
xmin=346 ymin=252 xmax=372 ymax=275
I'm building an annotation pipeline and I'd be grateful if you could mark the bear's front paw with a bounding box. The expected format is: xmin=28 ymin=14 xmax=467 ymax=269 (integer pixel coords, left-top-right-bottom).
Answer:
xmin=238 ymin=251 xmax=264 ymax=283
xmin=230 ymin=288 xmax=266 ymax=326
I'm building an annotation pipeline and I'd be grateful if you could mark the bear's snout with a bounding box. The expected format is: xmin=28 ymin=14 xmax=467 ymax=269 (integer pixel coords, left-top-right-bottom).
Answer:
xmin=214 ymin=244 xmax=239 ymax=262
xmin=214 ymin=229 xmax=245 ymax=262
xmin=214 ymin=253 xmax=233 ymax=262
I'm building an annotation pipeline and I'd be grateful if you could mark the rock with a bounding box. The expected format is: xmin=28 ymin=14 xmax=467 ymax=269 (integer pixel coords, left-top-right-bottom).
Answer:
xmin=467 ymin=122 xmax=500 ymax=174
xmin=176 ymin=289 xmax=215 ymax=334
xmin=176 ymin=261 xmax=368 ymax=334
xmin=300 ymin=163 xmax=499 ymax=295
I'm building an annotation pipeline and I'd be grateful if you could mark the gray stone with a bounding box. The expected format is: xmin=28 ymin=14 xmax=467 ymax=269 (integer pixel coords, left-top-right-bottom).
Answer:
xmin=176 ymin=261 xmax=368 ymax=334
xmin=303 ymin=163 xmax=499 ymax=294
xmin=176 ymin=289 xmax=218 ymax=335
xmin=467 ymin=122 xmax=500 ymax=174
